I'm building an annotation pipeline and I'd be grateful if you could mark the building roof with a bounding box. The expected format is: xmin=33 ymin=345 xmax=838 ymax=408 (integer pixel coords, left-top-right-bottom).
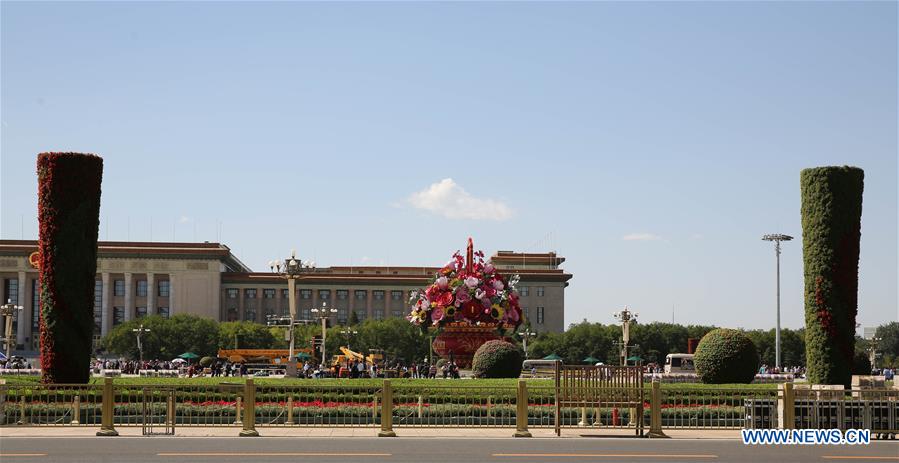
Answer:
xmin=0 ymin=240 xmax=251 ymax=272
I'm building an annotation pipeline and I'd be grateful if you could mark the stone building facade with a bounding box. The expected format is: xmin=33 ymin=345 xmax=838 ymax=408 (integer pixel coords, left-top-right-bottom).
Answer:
xmin=0 ymin=240 xmax=571 ymax=350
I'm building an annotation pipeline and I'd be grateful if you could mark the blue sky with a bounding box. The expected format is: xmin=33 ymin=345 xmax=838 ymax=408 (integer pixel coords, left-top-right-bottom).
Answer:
xmin=1 ymin=2 xmax=896 ymax=331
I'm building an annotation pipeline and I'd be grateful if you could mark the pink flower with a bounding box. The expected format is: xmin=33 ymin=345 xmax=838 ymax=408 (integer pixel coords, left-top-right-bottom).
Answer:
xmin=436 ymin=276 xmax=449 ymax=289
xmin=484 ymin=262 xmax=495 ymax=273
xmin=492 ymin=280 xmax=504 ymax=291
xmin=474 ymin=289 xmax=486 ymax=300
xmin=455 ymin=288 xmax=471 ymax=303
xmin=431 ymin=306 xmax=445 ymax=324
xmin=508 ymin=308 xmax=520 ymax=322
xmin=465 ymin=276 xmax=479 ymax=288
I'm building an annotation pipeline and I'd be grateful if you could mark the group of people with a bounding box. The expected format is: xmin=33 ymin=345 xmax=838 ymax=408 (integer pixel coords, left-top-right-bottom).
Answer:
xmin=91 ymin=358 xmax=179 ymax=374
xmin=758 ymin=365 xmax=806 ymax=377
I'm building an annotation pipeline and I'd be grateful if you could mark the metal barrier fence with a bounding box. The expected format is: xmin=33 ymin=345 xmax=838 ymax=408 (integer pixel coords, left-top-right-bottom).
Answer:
xmin=0 ymin=383 xmax=103 ymax=426
xmin=662 ymin=386 xmax=779 ymax=430
xmin=254 ymin=383 xmax=383 ymax=427
xmin=2 ymin=379 xmax=897 ymax=438
xmin=392 ymin=384 xmax=517 ymax=428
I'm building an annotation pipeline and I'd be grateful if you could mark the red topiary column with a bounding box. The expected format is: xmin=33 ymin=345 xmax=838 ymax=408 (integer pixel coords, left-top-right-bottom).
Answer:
xmin=37 ymin=152 xmax=103 ymax=384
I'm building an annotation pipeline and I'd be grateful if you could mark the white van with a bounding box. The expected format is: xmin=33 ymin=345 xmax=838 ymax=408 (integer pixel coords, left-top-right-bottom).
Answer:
xmin=664 ymin=353 xmax=695 ymax=374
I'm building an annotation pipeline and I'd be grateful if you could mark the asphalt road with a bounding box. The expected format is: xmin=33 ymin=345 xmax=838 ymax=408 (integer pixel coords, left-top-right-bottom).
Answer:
xmin=0 ymin=437 xmax=897 ymax=463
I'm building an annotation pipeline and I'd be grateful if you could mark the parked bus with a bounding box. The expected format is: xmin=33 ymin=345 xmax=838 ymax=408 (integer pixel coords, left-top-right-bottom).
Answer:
xmin=664 ymin=353 xmax=695 ymax=374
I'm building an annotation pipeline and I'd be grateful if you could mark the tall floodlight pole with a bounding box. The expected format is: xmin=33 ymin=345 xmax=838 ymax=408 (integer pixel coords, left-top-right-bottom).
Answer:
xmin=131 ymin=324 xmax=151 ymax=364
xmin=1 ymin=299 xmax=23 ymax=360
xmin=270 ymin=250 xmax=316 ymax=376
xmin=613 ymin=307 xmax=638 ymax=366
xmin=762 ymin=234 xmax=793 ymax=371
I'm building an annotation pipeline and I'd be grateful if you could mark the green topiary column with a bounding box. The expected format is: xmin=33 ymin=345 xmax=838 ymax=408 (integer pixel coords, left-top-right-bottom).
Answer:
xmin=37 ymin=152 xmax=103 ymax=384
xmin=800 ymin=166 xmax=863 ymax=388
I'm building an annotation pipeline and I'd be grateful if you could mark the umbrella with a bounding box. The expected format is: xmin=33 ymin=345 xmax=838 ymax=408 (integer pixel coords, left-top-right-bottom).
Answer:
xmin=294 ymin=352 xmax=311 ymax=360
xmin=178 ymin=352 xmax=200 ymax=360
xmin=171 ymin=358 xmax=187 ymax=364
xmin=582 ymin=356 xmax=599 ymax=364
xmin=542 ymin=354 xmax=562 ymax=361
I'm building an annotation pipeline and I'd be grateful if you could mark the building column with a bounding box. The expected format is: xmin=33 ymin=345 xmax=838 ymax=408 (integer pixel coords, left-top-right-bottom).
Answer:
xmin=168 ymin=273 xmax=176 ymax=315
xmin=101 ymin=273 xmax=111 ymax=336
xmin=123 ymin=272 xmax=133 ymax=322
xmin=16 ymin=271 xmax=28 ymax=346
xmin=146 ymin=273 xmax=156 ymax=316
xmin=366 ymin=290 xmax=373 ymax=320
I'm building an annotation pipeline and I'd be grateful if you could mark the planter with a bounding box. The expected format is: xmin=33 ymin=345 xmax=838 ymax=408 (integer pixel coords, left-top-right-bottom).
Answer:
xmin=432 ymin=324 xmax=502 ymax=368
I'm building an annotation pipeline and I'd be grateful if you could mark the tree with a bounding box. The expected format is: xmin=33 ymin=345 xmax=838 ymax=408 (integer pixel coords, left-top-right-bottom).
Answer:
xmin=875 ymin=322 xmax=899 ymax=367
xmin=36 ymin=152 xmax=103 ymax=384
xmin=801 ymin=166 xmax=864 ymax=387
xmin=102 ymin=314 xmax=219 ymax=359
xmin=348 ymin=310 xmax=360 ymax=326
xmin=218 ymin=321 xmax=277 ymax=350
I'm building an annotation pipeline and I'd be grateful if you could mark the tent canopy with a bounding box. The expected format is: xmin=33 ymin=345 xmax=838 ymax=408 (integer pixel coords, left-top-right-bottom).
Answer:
xmin=582 ymin=356 xmax=600 ymax=364
xmin=542 ymin=354 xmax=562 ymax=361
xmin=178 ymin=352 xmax=200 ymax=359
xmin=295 ymin=352 xmax=311 ymax=359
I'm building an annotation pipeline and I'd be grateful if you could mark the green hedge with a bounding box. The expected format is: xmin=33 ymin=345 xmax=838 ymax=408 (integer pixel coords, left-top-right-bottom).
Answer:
xmin=693 ymin=329 xmax=759 ymax=384
xmin=471 ymin=340 xmax=522 ymax=378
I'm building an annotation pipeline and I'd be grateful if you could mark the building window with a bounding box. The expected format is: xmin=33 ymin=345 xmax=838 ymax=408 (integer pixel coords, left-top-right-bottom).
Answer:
xmin=227 ymin=307 xmax=238 ymax=321
xmin=245 ymin=289 xmax=257 ymax=299
xmin=263 ymin=289 xmax=275 ymax=299
xmin=158 ymin=307 xmax=170 ymax=318
xmin=113 ymin=307 xmax=124 ymax=326
xmin=373 ymin=290 xmax=384 ymax=301
xmin=33 ymin=280 xmax=41 ymax=333
xmin=537 ymin=307 xmax=545 ymax=324
xmin=114 ymin=280 xmax=125 ymax=296
xmin=93 ymin=280 xmax=103 ymax=334
xmin=5 ymin=279 xmax=19 ymax=304
xmin=355 ymin=290 xmax=367 ymax=300
xmin=536 ymin=287 xmax=545 ymax=297
xmin=355 ymin=309 xmax=367 ymax=321
xmin=136 ymin=307 xmax=147 ymax=319
xmin=318 ymin=290 xmax=331 ymax=301
xmin=227 ymin=288 xmax=239 ymax=299
xmin=392 ymin=309 xmax=403 ymax=318
xmin=391 ymin=290 xmax=403 ymax=301
xmin=136 ymin=280 xmax=148 ymax=297
xmin=158 ymin=281 xmax=170 ymax=297
xmin=244 ymin=309 xmax=256 ymax=322
xmin=301 ymin=308 xmax=311 ymax=320
xmin=300 ymin=289 xmax=311 ymax=299
xmin=373 ymin=309 xmax=383 ymax=320
xmin=519 ymin=286 xmax=529 ymax=297
xmin=337 ymin=290 xmax=349 ymax=300
xmin=264 ymin=306 xmax=275 ymax=320
xmin=337 ymin=308 xmax=348 ymax=325
xmin=523 ymin=307 xmax=529 ymax=320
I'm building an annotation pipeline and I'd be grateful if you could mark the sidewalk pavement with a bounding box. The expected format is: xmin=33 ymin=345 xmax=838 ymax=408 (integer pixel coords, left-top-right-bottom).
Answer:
xmin=0 ymin=426 xmax=742 ymax=439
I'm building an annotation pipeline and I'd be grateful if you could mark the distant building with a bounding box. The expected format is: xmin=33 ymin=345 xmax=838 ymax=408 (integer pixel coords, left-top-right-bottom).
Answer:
xmin=0 ymin=240 xmax=572 ymax=350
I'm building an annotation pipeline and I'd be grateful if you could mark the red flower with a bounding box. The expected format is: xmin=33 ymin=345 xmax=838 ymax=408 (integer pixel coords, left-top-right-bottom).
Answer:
xmin=436 ymin=291 xmax=454 ymax=307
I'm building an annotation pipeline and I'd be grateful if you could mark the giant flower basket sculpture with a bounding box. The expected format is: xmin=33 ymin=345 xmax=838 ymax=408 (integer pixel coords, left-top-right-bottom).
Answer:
xmin=408 ymin=238 xmax=523 ymax=367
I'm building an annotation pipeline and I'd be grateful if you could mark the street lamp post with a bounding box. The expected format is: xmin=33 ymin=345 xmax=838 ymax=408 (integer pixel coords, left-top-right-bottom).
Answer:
xmin=270 ymin=250 xmax=316 ymax=376
xmin=0 ymin=299 xmax=24 ymax=360
xmin=762 ymin=234 xmax=793 ymax=372
xmin=311 ymin=302 xmax=337 ymax=371
xmin=340 ymin=328 xmax=358 ymax=351
xmin=518 ymin=328 xmax=537 ymax=359
xmin=131 ymin=324 xmax=151 ymax=365
xmin=613 ymin=307 xmax=638 ymax=366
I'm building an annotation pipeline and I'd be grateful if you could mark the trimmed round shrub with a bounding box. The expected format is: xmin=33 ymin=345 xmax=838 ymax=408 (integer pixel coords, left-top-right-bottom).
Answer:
xmin=199 ymin=356 xmax=215 ymax=367
xmin=694 ymin=328 xmax=760 ymax=384
xmin=851 ymin=352 xmax=872 ymax=375
xmin=471 ymin=340 xmax=522 ymax=378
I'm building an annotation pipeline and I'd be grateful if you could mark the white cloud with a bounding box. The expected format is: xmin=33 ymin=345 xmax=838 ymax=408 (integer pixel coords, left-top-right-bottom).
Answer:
xmin=622 ymin=233 xmax=661 ymax=241
xmin=406 ymin=178 xmax=513 ymax=221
